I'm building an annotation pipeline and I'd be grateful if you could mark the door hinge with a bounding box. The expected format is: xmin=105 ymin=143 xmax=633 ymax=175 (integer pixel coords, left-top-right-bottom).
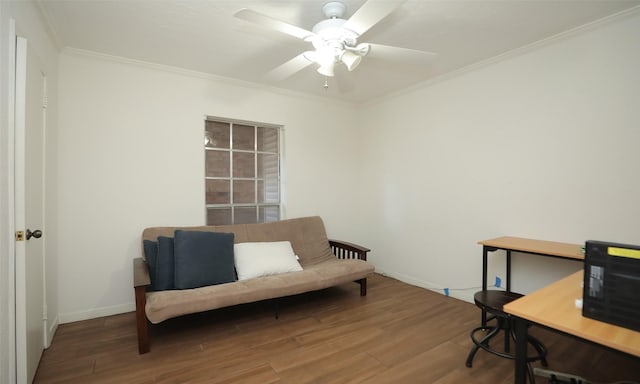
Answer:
xmin=15 ymin=230 xmax=25 ymax=241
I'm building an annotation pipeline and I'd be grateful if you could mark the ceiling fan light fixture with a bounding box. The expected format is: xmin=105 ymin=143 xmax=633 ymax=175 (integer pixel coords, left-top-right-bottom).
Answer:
xmin=353 ymin=43 xmax=371 ymax=56
xmin=315 ymin=45 xmax=337 ymax=66
xmin=340 ymin=50 xmax=362 ymax=71
xmin=317 ymin=61 xmax=335 ymax=77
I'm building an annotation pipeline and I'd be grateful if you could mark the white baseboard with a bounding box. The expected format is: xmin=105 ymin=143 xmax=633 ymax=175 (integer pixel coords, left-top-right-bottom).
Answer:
xmin=59 ymin=302 xmax=135 ymax=324
xmin=374 ymin=268 xmax=476 ymax=303
xmin=45 ymin=316 xmax=58 ymax=348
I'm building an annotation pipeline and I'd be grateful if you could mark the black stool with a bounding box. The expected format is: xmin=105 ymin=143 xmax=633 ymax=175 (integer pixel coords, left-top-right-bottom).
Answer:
xmin=466 ymin=290 xmax=548 ymax=383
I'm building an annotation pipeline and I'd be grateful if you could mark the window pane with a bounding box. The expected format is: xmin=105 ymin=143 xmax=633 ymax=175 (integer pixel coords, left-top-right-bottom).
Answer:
xmin=259 ymin=206 xmax=280 ymax=223
xmin=205 ymin=121 xmax=230 ymax=149
xmin=257 ymin=126 xmax=278 ymax=152
xmin=257 ymin=153 xmax=278 ymax=179
xmin=233 ymin=180 xmax=255 ymax=204
xmin=257 ymin=180 xmax=264 ymax=203
xmin=257 ymin=179 xmax=279 ymax=204
xmin=232 ymin=124 xmax=254 ymax=151
xmin=207 ymin=208 xmax=232 ymax=225
xmin=235 ymin=207 xmax=257 ymax=224
xmin=233 ymin=152 xmax=254 ymax=178
xmin=206 ymin=179 xmax=230 ymax=204
xmin=205 ymin=150 xmax=229 ymax=178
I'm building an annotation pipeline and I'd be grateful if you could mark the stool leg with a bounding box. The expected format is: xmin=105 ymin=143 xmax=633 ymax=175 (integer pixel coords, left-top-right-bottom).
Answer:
xmin=466 ymin=326 xmax=501 ymax=368
xmin=503 ymin=318 xmax=511 ymax=353
xmin=509 ymin=325 xmax=548 ymax=369
xmin=465 ymin=344 xmax=480 ymax=368
xmin=527 ymin=334 xmax=548 ymax=367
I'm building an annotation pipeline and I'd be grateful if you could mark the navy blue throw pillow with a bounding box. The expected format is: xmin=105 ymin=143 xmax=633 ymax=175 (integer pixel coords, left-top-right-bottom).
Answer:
xmin=173 ymin=230 xmax=236 ymax=289
xmin=155 ymin=236 xmax=175 ymax=291
xmin=143 ymin=240 xmax=158 ymax=291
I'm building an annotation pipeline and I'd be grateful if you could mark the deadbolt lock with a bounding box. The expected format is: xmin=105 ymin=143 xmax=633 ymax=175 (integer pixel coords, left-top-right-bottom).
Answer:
xmin=15 ymin=231 xmax=25 ymax=241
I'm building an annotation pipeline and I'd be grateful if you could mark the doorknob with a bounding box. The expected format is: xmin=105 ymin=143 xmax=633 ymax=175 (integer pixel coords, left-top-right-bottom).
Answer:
xmin=26 ymin=229 xmax=42 ymax=240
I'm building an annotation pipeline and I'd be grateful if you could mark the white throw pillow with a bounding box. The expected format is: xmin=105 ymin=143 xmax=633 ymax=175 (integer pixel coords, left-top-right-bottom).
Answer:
xmin=234 ymin=241 xmax=303 ymax=281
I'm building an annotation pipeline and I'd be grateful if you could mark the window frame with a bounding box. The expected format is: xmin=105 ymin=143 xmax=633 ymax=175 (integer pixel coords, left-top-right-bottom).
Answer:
xmin=204 ymin=116 xmax=284 ymax=225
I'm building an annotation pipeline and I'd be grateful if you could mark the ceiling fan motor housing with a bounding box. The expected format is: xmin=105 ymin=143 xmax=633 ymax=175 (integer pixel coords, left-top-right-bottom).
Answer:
xmin=312 ymin=18 xmax=357 ymax=45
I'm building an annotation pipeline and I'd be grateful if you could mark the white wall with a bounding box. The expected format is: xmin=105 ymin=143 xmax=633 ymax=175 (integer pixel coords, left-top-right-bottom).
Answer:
xmin=356 ymin=10 xmax=640 ymax=301
xmin=56 ymin=51 xmax=361 ymax=322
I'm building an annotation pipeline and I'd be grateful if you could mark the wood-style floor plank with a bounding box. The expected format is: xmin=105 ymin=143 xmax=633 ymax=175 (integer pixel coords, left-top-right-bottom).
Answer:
xmin=35 ymin=274 xmax=639 ymax=383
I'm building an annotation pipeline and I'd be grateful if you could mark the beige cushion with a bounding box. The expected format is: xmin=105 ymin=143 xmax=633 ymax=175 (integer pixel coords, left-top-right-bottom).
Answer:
xmin=141 ymin=216 xmax=336 ymax=267
xmin=145 ymin=259 xmax=374 ymax=324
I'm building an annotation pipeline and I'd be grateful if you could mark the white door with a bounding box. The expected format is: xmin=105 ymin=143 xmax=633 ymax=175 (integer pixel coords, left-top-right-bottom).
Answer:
xmin=14 ymin=35 xmax=47 ymax=384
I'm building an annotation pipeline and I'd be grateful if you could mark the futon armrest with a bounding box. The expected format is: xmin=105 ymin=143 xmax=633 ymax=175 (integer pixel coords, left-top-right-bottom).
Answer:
xmin=133 ymin=257 xmax=151 ymax=288
xmin=133 ymin=257 xmax=150 ymax=354
xmin=329 ymin=239 xmax=371 ymax=261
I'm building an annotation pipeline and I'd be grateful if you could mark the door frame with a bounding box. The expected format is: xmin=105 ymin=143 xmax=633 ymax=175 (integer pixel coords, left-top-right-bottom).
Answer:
xmin=6 ymin=17 xmax=18 ymax=384
xmin=15 ymin=32 xmax=30 ymax=384
xmin=11 ymin=19 xmax=49 ymax=383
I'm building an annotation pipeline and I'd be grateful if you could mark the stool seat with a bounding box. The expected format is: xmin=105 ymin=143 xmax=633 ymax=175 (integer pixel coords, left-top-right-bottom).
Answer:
xmin=473 ymin=290 xmax=523 ymax=317
xmin=466 ymin=290 xmax=548 ymax=384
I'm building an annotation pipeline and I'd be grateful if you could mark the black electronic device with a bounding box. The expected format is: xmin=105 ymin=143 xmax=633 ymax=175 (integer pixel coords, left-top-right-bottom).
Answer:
xmin=583 ymin=240 xmax=640 ymax=332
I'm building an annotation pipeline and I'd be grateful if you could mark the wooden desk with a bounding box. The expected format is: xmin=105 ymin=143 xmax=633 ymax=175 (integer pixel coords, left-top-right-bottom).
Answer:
xmin=477 ymin=237 xmax=584 ymax=328
xmin=504 ymin=271 xmax=640 ymax=384
xmin=479 ymin=236 xmax=584 ymax=292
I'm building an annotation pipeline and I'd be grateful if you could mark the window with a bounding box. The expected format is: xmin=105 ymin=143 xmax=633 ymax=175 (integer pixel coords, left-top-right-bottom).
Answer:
xmin=204 ymin=117 xmax=281 ymax=225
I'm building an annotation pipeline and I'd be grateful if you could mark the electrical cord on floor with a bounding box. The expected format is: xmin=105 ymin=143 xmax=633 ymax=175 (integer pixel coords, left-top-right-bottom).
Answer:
xmin=544 ymin=373 xmax=587 ymax=384
xmin=596 ymin=381 xmax=640 ymax=384
xmin=536 ymin=368 xmax=639 ymax=384
xmin=542 ymin=376 xmax=640 ymax=384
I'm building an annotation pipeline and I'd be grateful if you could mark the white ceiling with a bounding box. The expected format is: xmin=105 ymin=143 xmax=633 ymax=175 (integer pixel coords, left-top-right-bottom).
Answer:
xmin=38 ymin=0 xmax=640 ymax=103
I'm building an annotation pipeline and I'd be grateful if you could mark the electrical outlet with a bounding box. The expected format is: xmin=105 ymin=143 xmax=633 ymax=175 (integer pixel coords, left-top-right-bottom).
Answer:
xmin=534 ymin=368 xmax=587 ymax=383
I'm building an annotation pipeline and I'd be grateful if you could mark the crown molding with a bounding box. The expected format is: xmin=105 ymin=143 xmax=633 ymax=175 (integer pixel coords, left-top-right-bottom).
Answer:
xmin=60 ymin=47 xmax=357 ymax=108
xmin=361 ymin=5 xmax=640 ymax=107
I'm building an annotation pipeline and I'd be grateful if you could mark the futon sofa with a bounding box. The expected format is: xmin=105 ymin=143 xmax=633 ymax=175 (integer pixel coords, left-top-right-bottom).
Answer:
xmin=133 ymin=216 xmax=374 ymax=354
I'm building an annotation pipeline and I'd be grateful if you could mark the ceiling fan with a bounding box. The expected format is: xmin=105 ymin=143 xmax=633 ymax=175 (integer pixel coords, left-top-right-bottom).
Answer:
xmin=234 ymin=0 xmax=437 ymax=80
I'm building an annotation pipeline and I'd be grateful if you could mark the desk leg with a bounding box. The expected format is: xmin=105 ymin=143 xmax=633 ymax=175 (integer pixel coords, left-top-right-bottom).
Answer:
xmin=482 ymin=246 xmax=488 ymax=291
xmin=506 ymin=250 xmax=512 ymax=293
xmin=482 ymin=246 xmax=489 ymax=327
xmin=513 ymin=317 xmax=528 ymax=384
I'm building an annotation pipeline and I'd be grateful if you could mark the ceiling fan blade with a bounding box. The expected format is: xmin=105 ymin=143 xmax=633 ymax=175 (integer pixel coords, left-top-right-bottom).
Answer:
xmin=343 ymin=0 xmax=406 ymax=36
xmin=234 ymin=8 xmax=315 ymax=41
xmin=266 ymin=52 xmax=315 ymax=82
xmin=366 ymin=43 xmax=437 ymax=64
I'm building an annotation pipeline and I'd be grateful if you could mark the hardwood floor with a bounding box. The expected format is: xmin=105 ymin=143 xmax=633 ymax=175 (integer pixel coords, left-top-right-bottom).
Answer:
xmin=35 ymin=274 xmax=639 ymax=383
